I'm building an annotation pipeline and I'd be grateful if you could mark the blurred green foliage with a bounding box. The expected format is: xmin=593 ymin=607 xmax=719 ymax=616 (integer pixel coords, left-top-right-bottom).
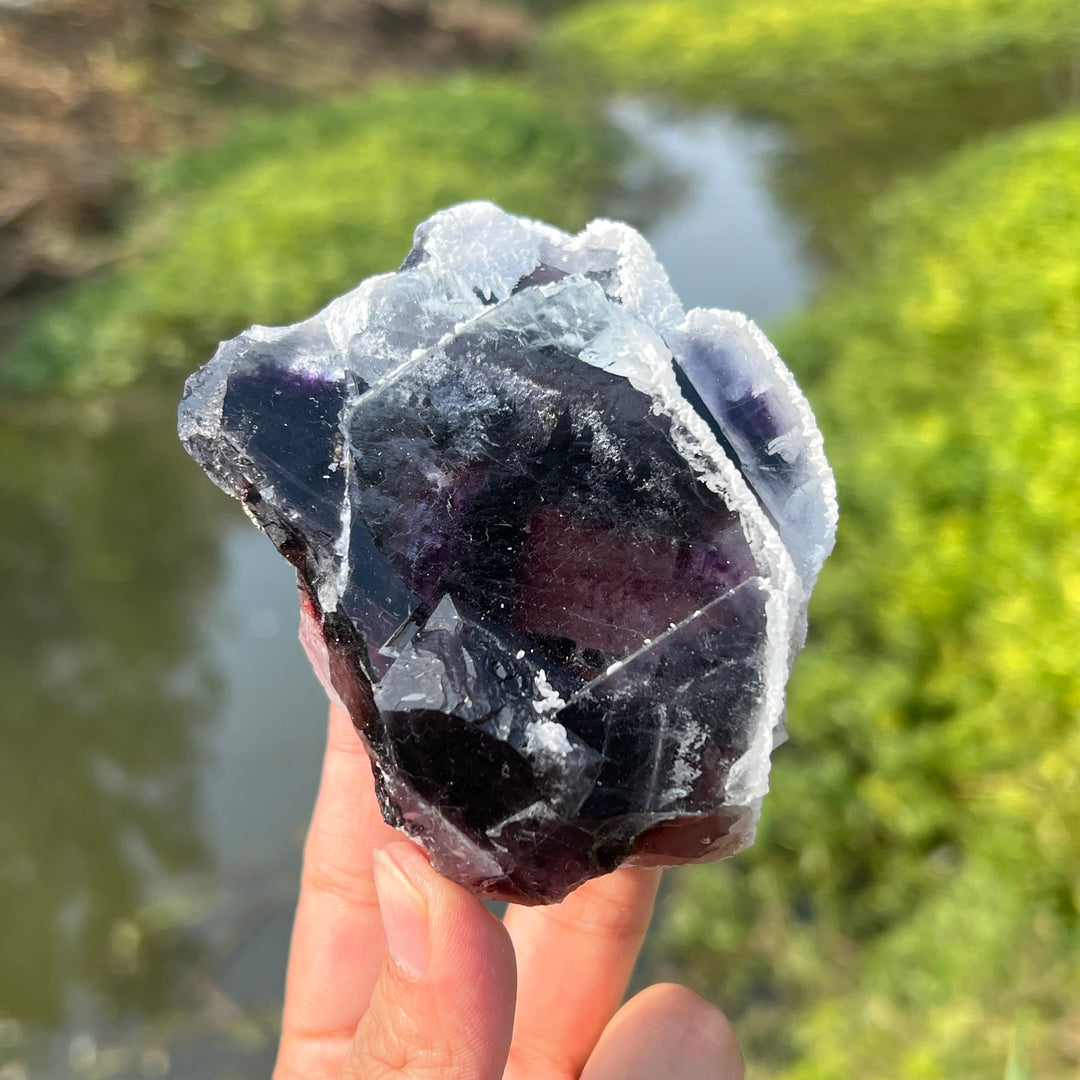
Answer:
xmin=544 ymin=0 xmax=1080 ymax=104
xmin=545 ymin=0 xmax=1080 ymax=270
xmin=658 ymin=114 xmax=1080 ymax=1078
xmin=1 ymin=76 xmax=613 ymax=396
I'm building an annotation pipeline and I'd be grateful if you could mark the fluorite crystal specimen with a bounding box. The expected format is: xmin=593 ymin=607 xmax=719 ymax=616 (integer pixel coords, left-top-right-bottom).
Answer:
xmin=179 ymin=202 xmax=836 ymax=903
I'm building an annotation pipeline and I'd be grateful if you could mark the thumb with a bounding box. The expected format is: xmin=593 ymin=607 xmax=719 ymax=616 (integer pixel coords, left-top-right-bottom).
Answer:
xmin=339 ymin=841 xmax=517 ymax=1080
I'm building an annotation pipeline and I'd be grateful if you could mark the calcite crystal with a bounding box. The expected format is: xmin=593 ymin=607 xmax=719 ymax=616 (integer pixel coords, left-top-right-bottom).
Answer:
xmin=179 ymin=202 xmax=836 ymax=903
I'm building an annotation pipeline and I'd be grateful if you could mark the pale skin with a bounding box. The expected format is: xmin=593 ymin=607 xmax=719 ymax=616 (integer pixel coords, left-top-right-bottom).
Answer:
xmin=273 ymin=702 xmax=745 ymax=1080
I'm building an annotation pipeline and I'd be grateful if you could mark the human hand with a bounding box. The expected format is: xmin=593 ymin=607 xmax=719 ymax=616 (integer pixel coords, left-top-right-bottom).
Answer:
xmin=273 ymin=703 xmax=744 ymax=1080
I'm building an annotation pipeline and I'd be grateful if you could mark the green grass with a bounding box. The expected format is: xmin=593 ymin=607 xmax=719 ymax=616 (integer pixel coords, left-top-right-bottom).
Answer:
xmin=658 ymin=114 xmax=1080 ymax=1078
xmin=544 ymin=0 xmax=1080 ymax=104
xmin=2 ymin=76 xmax=615 ymax=396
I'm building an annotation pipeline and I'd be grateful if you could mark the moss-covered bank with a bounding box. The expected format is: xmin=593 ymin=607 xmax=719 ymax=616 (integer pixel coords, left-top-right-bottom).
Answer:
xmin=1 ymin=77 xmax=614 ymax=397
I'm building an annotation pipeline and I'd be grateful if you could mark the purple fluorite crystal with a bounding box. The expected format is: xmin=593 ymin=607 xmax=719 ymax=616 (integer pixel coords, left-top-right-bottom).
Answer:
xmin=178 ymin=202 xmax=836 ymax=903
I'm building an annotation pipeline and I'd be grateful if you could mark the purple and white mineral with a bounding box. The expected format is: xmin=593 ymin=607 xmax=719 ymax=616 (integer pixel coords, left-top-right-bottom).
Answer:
xmin=178 ymin=202 xmax=837 ymax=903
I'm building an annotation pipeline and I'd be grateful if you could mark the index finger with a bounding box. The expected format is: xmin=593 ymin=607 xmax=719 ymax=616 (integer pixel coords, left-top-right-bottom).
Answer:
xmin=274 ymin=700 xmax=402 ymax=1080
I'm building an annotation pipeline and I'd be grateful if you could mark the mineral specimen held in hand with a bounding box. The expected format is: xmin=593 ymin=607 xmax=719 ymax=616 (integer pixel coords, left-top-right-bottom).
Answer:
xmin=179 ymin=202 xmax=837 ymax=903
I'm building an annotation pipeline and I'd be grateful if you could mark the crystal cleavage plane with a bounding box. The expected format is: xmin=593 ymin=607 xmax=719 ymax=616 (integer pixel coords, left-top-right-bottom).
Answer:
xmin=178 ymin=202 xmax=837 ymax=903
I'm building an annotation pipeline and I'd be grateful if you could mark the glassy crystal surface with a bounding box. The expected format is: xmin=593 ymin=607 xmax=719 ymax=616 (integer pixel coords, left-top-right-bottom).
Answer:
xmin=179 ymin=202 xmax=837 ymax=903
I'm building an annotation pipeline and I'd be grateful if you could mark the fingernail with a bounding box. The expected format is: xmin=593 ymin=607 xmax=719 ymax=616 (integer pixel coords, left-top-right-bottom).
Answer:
xmin=372 ymin=844 xmax=430 ymax=980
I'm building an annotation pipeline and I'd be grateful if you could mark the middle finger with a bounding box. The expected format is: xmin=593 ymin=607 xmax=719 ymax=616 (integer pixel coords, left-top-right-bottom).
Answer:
xmin=502 ymin=866 xmax=662 ymax=1080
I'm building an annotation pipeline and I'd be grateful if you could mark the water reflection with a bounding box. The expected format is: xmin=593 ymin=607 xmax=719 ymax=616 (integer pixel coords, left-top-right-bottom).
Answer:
xmin=0 ymin=399 xmax=223 ymax=1025
xmin=610 ymin=100 xmax=812 ymax=323
xmin=199 ymin=526 xmax=325 ymax=874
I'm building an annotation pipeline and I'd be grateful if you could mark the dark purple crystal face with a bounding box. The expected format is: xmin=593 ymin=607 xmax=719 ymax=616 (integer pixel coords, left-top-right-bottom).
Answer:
xmin=179 ymin=202 xmax=836 ymax=902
